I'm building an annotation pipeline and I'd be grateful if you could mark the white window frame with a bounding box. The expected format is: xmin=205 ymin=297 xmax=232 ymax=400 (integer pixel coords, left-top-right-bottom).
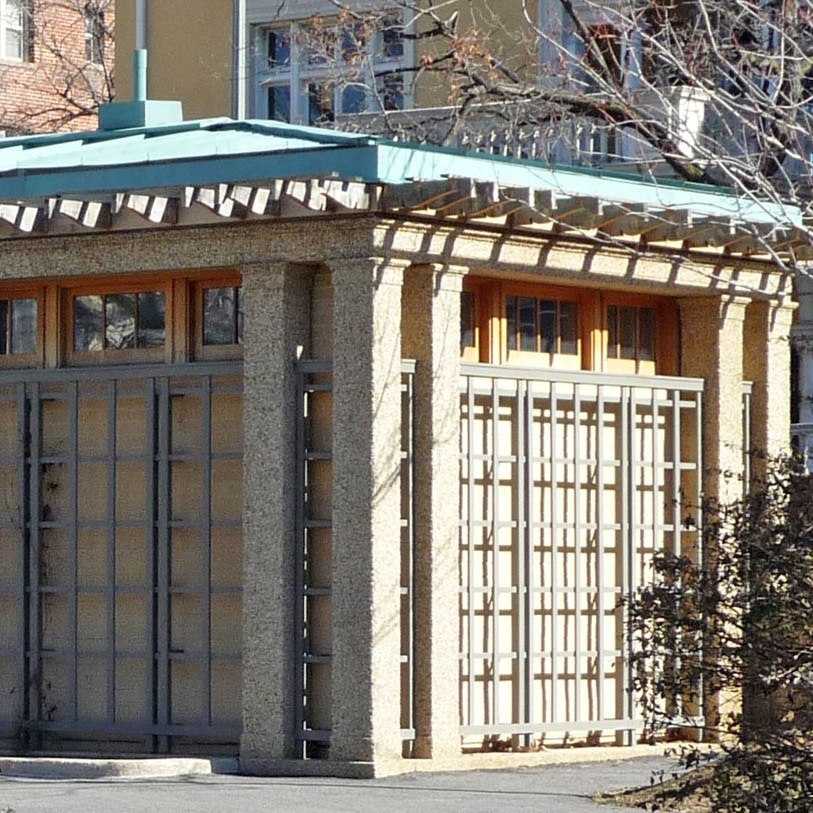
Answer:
xmin=251 ymin=14 xmax=412 ymax=124
xmin=83 ymin=3 xmax=105 ymax=65
xmin=1 ymin=0 xmax=30 ymax=63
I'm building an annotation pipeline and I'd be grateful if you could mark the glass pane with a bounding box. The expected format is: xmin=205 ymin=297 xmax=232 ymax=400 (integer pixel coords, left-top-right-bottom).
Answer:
xmin=607 ymin=305 xmax=618 ymax=358
xmin=5 ymin=30 xmax=21 ymax=60
xmin=381 ymin=16 xmax=404 ymax=59
xmin=268 ymin=85 xmax=291 ymax=122
xmin=11 ymin=297 xmax=36 ymax=355
xmin=236 ymin=286 xmax=244 ymax=345
xmin=539 ymin=299 xmax=556 ymax=353
xmin=74 ymin=296 xmax=103 ymax=351
xmin=380 ymin=73 xmax=404 ymax=111
xmin=619 ymin=306 xmax=636 ymax=359
xmin=137 ymin=292 xmax=166 ymax=348
xmin=267 ymin=29 xmax=290 ymax=67
xmin=0 ymin=300 xmax=7 ymax=354
xmin=340 ymin=23 xmax=365 ymax=62
xmin=105 ymin=293 xmax=136 ymax=350
xmin=506 ymin=297 xmax=517 ymax=351
xmin=460 ymin=291 xmax=475 ymax=350
xmin=519 ymin=297 xmax=536 ymax=352
xmin=638 ymin=307 xmax=656 ymax=361
xmin=341 ymin=84 xmax=366 ymax=115
xmin=560 ymin=300 xmax=578 ymax=355
xmin=203 ymin=287 xmax=235 ymax=346
xmin=307 ymin=83 xmax=334 ymax=125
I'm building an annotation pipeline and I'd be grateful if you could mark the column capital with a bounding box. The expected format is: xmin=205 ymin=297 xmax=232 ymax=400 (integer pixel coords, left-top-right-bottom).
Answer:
xmin=408 ymin=262 xmax=467 ymax=286
xmin=677 ymin=294 xmax=750 ymax=323
xmin=329 ymin=256 xmax=411 ymax=288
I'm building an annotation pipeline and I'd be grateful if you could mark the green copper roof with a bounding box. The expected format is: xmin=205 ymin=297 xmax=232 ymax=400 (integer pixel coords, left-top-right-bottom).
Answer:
xmin=0 ymin=116 xmax=800 ymax=227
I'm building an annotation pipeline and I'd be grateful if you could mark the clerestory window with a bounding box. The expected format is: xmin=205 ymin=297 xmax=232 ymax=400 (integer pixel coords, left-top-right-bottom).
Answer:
xmin=253 ymin=14 xmax=408 ymax=125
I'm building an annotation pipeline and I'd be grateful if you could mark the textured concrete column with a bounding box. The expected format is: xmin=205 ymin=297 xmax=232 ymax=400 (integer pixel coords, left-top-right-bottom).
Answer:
xmin=401 ymin=263 xmax=464 ymax=760
xmin=241 ymin=263 xmax=312 ymax=772
xmin=330 ymin=257 xmax=406 ymax=765
xmin=679 ymin=296 xmax=748 ymax=504
xmin=744 ymin=301 xmax=794 ymax=467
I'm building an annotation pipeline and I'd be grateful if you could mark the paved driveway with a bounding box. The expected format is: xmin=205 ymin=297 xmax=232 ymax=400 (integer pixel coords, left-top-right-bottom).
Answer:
xmin=0 ymin=756 xmax=675 ymax=812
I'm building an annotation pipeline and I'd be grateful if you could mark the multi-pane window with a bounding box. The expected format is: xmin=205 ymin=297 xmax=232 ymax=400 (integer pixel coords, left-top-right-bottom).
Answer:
xmin=73 ymin=291 xmax=166 ymax=352
xmin=254 ymin=14 xmax=408 ymax=124
xmin=0 ymin=296 xmax=36 ymax=355
xmin=607 ymin=304 xmax=656 ymax=363
xmin=1 ymin=0 xmax=30 ymax=62
xmin=202 ymin=286 xmax=243 ymax=346
xmin=506 ymin=295 xmax=578 ymax=355
xmin=83 ymin=3 xmax=105 ymax=64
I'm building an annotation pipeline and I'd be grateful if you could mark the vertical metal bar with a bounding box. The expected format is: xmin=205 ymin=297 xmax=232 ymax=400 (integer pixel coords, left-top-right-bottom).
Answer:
xmin=596 ymin=387 xmax=605 ymax=724
xmin=156 ymin=377 xmax=171 ymax=751
xmin=68 ymin=382 xmax=79 ymax=724
xmin=672 ymin=389 xmax=681 ymax=559
xmin=17 ymin=384 xmax=30 ymax=742
xmin=28 ymin=384 xmax=41 ymax=745
xmin=619 ymin=387 xmax=631 ymax=743
xmin=515 ymin=379 xmax=526 ymax=738
xmin=624 ymin=388 xmax=637 ymax=743
xmin=145 ymin=379 xmax=157 ymax=752
xmin=549 ymin=381 xmax=558 ymax=724
xmin=293 ymin=363 xmax=306 ymax=754
xmin=201 ymin=376 xmax=213 ymax=728
xmin=407 ymin=370 xmax=417 ymax=738
xmin=490 ymin=378 xmax=500 ymax=726
xmin=466 ymin=377 xmax=475 ymax=730
xmin=652 ymin=389 xmax=660 ymax=558
xmin=523 ymin=381 xmax=534 ymax=739
xmin=574 ymin=385 xmax=582 ymax=724
xmin=695 ymin=391 xmax=704 ymax=727
xmin=106 ymin=380 xmax=117 ymax=725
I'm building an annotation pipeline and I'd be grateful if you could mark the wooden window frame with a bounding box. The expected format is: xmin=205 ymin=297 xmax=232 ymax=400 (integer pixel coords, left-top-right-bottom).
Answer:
xmin=500 ymin=282 xmax=587 ymax=370
xmin=601 ymin=293 xmax=678 ymax=376
xmin=192 ymin=273 xmax=244 ymax=362
xmin=0 ymin=285 xmax=44 ymax=368
xmin=63 ymin=280 xmax=173 ymax=367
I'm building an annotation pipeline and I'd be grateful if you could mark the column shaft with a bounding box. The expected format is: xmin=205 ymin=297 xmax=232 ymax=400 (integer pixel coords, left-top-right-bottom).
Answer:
xmin=241 ymin=263 xmax=312 ymax=771
xmin=330 ymin=257 xmax=406 ymax=764
xmin=401 ymin=264 xmax=463 ymax=759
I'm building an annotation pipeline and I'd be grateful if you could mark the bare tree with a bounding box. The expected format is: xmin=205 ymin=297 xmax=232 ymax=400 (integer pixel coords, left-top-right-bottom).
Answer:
xmin=0 ymin=0 xmax=114 ymax=135
xmin=284 ymin=1 xmax=813 ymax=256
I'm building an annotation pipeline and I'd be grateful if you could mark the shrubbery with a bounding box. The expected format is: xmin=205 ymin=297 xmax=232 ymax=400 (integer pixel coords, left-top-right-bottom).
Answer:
xmin=629 ymin=458 xmax=813 ymax=812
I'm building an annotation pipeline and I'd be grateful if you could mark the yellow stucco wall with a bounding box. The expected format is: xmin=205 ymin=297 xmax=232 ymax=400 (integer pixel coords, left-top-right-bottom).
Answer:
xmin=116 ymin=0 xmax=233 ymax=118
xmin=115 ymin=0 xmax=537 ymax=119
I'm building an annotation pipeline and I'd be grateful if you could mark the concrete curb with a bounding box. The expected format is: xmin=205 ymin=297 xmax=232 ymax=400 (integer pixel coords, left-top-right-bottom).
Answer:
xmin=0 ymin=756 xmax=240 ymax=780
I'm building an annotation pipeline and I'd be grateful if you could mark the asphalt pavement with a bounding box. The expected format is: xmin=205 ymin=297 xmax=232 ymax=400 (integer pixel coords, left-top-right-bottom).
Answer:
xmin=0 ymin=755 xmax=678 ymax=812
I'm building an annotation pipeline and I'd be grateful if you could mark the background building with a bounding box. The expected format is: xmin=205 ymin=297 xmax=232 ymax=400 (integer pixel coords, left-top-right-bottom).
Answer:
xmin=0 ymin=0 xmax=114 ymax=134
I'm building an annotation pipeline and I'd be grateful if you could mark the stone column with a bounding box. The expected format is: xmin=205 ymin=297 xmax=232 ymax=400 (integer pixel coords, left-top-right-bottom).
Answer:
xmin=330 ymin=257 xmax=407 ymax=766
xmin=744 ymin=300 xmax=795 ymax=469
xmin=679 ymin=296 xmax=748 ymax=504
xmin=401 ymin=263 xmax=464 ymax=760
xmin=679 ymin=295 xmax=748 ymax=739
xmin=241 ymin=263 xmax=312 ymax=772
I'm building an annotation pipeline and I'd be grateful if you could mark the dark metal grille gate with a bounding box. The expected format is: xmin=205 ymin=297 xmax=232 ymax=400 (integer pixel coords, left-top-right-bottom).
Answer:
xmin=0 ymin=363 xmax=243 ymax=754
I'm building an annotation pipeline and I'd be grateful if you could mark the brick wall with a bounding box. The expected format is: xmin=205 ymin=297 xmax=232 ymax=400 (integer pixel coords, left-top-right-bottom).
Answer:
xmin=0 ymin=0 xmax=115 ymax=134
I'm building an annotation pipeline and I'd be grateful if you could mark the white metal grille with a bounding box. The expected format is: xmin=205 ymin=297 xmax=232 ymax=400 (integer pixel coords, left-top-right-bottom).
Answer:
xmin=458 ymin=365 xmax=704 ymax=744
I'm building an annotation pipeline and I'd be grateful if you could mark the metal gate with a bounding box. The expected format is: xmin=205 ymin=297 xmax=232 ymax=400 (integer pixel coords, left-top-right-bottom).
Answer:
xmin=459 ymin=365 xmax=704 ymax=745
xmin=294 ymin=359 xmax=416 ymax=757
xmin=0 ymin=363 xmax=243 ymax=754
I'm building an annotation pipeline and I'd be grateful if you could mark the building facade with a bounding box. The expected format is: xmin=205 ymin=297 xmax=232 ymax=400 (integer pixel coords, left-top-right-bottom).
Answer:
xmin=0 ymin=87 xmax=797 ymax=771
xmin=0 ymin=0 xmax=114 ymax=134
